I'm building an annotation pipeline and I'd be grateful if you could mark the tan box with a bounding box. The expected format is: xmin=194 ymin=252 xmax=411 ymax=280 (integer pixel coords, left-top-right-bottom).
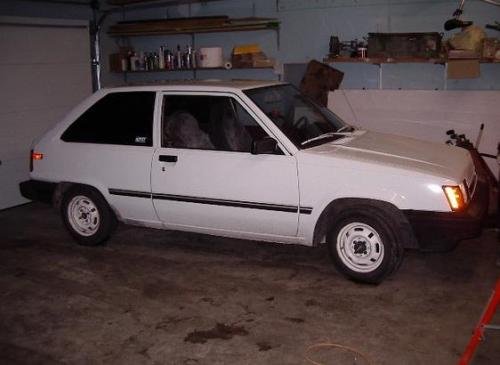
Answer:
xmin=252 ymin=58 xmax=274 ymax=68
xmin=447 ymin=60 xmax=480 ymax=79
xmin=482 ymin=38 xmax=499 ymax=59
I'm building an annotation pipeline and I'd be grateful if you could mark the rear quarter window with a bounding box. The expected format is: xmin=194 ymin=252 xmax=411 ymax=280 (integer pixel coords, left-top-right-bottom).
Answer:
xmin=61 ymin=91 xmax=155 ymax=146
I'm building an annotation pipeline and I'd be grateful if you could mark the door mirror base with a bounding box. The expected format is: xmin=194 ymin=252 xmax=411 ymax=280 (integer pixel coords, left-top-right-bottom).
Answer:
xmin=251 ymin=137 xmax=278 ymax=155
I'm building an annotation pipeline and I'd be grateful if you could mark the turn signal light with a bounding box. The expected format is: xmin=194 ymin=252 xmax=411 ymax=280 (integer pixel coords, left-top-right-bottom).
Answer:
xmin=32 ymin=152 xmax=43 ymax=160
xmin=443 ymin=186 xmax=465 ymax=212
xmin=30 ymin=150 xmax=43 ymax=172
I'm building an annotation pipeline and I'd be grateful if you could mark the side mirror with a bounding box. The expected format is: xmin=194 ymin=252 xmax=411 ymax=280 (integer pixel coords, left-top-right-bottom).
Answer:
xmin=251 ymin=136 xmax=278 ymax=155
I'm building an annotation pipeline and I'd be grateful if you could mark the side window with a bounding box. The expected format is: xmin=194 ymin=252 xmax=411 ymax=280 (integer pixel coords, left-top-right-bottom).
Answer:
xmin=61 ymin=92 xmax=155 ymax=146
xmin=162 ymin=95 xmax=279 ymax=154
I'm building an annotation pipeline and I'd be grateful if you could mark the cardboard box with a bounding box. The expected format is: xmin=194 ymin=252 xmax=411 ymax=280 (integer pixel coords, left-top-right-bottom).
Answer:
xmin=447 ymin=60 xmax=480 ymax=79
xmin=109 ymin=47 xmax=134 ymax=72
xmin=448 ymin=49 xmax=478 ymax=59
xmin=109 ymin=53 xmax=124 ymax=73
xmin=232 ymin=52 xmax=270 ymax=68
xmin=482 ymin=38 xmax=499 ymax=59
xmin=252 ymin=58 xmax=274 ymax=68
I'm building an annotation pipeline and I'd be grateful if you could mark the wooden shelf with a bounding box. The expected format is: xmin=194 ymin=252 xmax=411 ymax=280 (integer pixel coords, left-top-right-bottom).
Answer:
xmin=109 ymin=15 xmax=280 ymax=82
xmin=324 ymin=56 xmax=500 ymax=65
xmin=108 ymin=0 xmax=168 ymax=4
xmin=324 ymin=56 xmax=447 ymax=65
xmin=107 ymin=0 xmax=221 ymax=5
xmin=113 ymin=66 xmax=275 ymax=74
xmin=109 ymin=17 xmax=279 ymax=37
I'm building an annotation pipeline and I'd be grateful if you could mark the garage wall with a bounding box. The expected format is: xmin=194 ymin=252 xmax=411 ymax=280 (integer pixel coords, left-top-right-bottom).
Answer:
xmin=329 ymin=89 xmax=500 ymax=176
xmin=100 ymin=0 xmax=500 ymax=89
xmin=0 ymin=17 xmax=92 ymax=209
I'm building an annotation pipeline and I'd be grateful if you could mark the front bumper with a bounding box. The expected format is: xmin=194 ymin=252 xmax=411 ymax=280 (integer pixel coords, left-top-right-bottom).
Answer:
xmin=403 ymin=178 xmax=489 ymax=250
xmin=19 ymin=180 xmax=57 ymax=204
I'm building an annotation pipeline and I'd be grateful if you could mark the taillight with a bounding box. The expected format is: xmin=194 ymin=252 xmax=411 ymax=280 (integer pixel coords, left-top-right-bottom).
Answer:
xmin=30 ymin=150 xmax=43 ymax=172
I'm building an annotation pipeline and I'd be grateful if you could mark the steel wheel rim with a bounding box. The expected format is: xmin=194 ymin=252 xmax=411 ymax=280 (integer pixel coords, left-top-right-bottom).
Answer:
xmin=67 ymin=195 xmax=100 ymax=237
xmin=336 ymin=222 xmax=384 ymax=273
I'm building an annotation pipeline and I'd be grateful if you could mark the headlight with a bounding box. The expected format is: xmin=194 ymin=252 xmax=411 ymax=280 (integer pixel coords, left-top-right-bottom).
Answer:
xmin=443 ymin=185 xmax=465 ymax=212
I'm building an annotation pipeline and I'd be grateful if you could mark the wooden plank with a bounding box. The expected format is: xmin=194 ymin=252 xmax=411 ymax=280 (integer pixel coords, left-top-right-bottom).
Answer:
xmin=324 ymin=56 xmax=498 ymax=64
xmin=324 ymin=56 xmax=446 ymax=64
xmin=107 ymin=0 xmax=224 ymax=9
xmin=111 ymin=66 xmax=274 ymax=73
xmin=108 ymin=0 xmax=176 ymax=5
xmin=112 ymin=16 xmax=228 ymax=32
xmin=108 ymin=17 xmax=279 ymax=37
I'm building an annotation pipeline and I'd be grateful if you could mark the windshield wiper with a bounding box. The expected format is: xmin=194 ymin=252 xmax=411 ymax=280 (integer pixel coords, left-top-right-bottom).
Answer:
xmin=300 ymin=127 xmax=355 ymax=147
xmin=336 ymin=125 xmax=355 ymax=133
xmin=301 ymin=132 xmax=340 ymax=146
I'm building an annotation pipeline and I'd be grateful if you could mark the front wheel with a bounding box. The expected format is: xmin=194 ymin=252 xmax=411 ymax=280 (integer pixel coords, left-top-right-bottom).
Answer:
xmin=61 ymin=185 xmax=116 ymax=246
xmin=327 ymin=208 xmax=404 ymax=284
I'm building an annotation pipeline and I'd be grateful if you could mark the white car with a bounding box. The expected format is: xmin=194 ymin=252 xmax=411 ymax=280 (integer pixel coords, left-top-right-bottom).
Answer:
xmin=20 ymin=80 xmax=488 ymax=283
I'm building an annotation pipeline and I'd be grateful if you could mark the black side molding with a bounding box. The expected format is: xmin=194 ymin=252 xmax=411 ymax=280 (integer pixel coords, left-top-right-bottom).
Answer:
xmin=108 ymin=188 xmax=151 ymax=199
xmin=109 ymin=188 xmax=313 ymax=215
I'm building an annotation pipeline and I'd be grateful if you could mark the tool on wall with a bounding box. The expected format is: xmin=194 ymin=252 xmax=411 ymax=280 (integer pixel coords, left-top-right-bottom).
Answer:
xmin=475 ymin=123 xmax=485 ymax=148
xmin=486 ymin=21 xmax=500 ymax=31
xmin=445 ymin=0 xmax=500 ymax=30
xmin=329 ymin=36 xmax=367 ymax=58
xmin=446 ymin=124 xmax=496 ymax=159
xmin=444 ymin=0 xmax=473 ymax=31
xmin=445 ymin=126 xmax=499 ymax=218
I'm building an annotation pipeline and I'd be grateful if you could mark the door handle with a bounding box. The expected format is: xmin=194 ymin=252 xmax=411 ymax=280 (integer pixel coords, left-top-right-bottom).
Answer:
xmin=159 ymin=155 xmax=178 ymax=163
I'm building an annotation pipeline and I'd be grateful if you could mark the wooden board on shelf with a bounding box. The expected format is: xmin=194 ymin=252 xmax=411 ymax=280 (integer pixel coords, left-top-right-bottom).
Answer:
xmin=107 ymin=0 xmax=217 ymax=5
xmin=112 ymin=66 xmax=275 ymax=73
xmin=324 ymin=56 xmax=499 ymax=64
xmin=111 ymin=16 xmax=228 ymax=34
xmin=108 ymin=17 xmax=279 ymax=37
xmin=324 ymin=56 xmax=446 ymax=64
xmin=107 ymin=0 xmax=163 ymax=4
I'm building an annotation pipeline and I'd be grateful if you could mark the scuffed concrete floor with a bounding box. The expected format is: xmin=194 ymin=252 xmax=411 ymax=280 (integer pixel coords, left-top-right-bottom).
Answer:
xmin=0 ymin=203 xmax=499 ymax=365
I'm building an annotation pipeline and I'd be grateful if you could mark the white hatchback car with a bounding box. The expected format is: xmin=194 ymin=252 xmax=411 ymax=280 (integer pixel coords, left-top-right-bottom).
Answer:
xmin=20 ymin=80 xmax=488 ymax=283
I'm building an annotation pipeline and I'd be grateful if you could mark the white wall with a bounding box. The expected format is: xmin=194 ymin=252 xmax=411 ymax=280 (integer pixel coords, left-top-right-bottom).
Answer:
xmin=329 ymin=90 xmax=500 ymax=176
xmin=0 ymin=17 xmax=92 ymax=209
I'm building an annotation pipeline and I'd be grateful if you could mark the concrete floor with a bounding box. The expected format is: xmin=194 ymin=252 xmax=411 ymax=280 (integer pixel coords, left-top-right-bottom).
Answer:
xmin=0 ymin=203 xmax=499 ymax=365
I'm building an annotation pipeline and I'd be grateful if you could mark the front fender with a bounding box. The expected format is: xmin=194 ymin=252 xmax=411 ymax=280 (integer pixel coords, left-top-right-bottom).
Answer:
xmin=297 ymin=160 xmax=453 ymax=245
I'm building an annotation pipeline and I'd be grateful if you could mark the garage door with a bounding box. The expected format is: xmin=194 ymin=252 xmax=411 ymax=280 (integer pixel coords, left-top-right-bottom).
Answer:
xmin=0 ymin=16 xmax=92 ymax=209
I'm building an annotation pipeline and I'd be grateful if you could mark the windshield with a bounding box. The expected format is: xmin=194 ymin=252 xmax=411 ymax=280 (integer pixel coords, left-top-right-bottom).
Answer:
xmin=244 ymin=84 xmax=352 ymax=148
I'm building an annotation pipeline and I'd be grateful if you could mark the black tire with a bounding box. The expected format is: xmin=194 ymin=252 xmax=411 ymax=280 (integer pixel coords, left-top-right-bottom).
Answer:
xmin=327 ymin=206 xmax=404 ymax=284
xmin=61 ymin=185 xmax=116 ymax=246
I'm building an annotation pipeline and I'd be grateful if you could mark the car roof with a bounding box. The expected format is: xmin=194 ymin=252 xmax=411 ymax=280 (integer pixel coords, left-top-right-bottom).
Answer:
xmin=104 ymin=79 xmax=286 ymax=93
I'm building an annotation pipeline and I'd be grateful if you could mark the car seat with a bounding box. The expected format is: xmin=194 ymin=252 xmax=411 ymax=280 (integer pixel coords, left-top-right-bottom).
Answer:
xmin=209 ymin=101 xmax=251 ymax=152
xmin=166 ymin=111 xmax=214 ymax=149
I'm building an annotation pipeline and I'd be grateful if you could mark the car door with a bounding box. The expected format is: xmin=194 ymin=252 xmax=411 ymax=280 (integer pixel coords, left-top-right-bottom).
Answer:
xmin=151 ymin=92 xmax=300 ymax=239
xmin=56 ymin=91 xmax=159 ymax=225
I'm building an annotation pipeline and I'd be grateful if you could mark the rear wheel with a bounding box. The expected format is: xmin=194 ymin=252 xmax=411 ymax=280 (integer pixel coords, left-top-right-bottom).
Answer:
xmin=327 ymin=207 xmax=403 ymax=284
xmin=61 ymin=186 xmax=116 ymax=246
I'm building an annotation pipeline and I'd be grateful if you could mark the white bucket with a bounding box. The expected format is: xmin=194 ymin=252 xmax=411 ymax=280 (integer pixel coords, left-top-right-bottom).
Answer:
xmin=198 ymin=47 xmax=224 ymax=68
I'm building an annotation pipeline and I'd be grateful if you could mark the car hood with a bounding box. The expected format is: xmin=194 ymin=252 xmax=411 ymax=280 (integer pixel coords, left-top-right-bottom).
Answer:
xmin=304 ymin=130 xmax=473 ymax=182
